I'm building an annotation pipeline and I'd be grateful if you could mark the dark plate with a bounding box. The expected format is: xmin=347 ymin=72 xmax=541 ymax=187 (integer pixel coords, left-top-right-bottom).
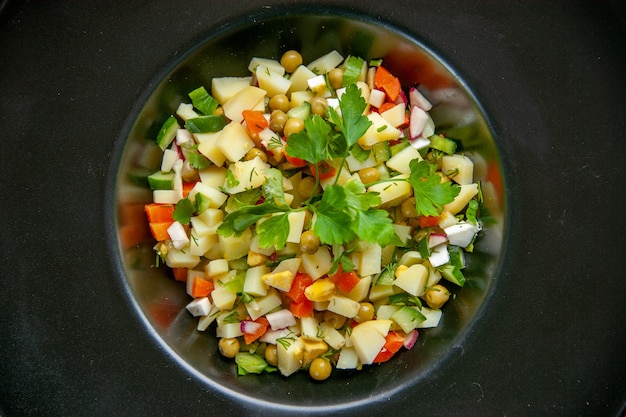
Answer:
xmin=1 ymin=1 xmax=624 ymax=416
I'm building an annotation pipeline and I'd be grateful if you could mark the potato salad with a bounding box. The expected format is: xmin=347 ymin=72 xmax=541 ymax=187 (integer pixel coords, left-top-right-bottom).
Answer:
xmin=144 ymin=49 xmax=482 ymax=380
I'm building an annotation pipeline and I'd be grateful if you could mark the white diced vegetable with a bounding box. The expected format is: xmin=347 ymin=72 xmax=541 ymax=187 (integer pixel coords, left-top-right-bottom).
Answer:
xmin=186 ymin=297 xmax=212 ymax=317
xmin=444 ymin=222 xmax=480 ymax=248
xmin=428 ymin=244 xmax=450 ymax=268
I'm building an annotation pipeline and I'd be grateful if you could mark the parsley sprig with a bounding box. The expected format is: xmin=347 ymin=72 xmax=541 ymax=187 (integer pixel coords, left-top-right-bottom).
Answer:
xmin=217 ymin=84 xmax=457 ymax=250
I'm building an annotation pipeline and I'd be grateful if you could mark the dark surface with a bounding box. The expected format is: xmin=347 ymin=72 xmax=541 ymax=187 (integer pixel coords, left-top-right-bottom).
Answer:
xmin=0 ymin=1 xmax=624 ymax=416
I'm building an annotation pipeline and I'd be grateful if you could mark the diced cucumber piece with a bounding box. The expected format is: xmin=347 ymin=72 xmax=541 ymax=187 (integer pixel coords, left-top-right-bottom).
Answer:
xmin=185 ymin=115 xmax=229 ymax=133
xmin=376 ymin=263 xmax=396 ymax=285
xmin=372 ymin=140 xmax=391 ymax=162
xmin=155 ymin=115 xmax=180 ymax=150
xmin=147 ymin=171 xmax=175 ymax=190
xmin=391 ymin=306 xmax=426 ymax=333
xmin=287 ymin=101 xmax=311 ymax=120
xmin=437 ymin=263 xmax=466 ymax=287
xmin=429 ymin=135 xmax=457 ymax=155
xmin=448 ymin=245 xmax=466 ymax=269
xmin=188 ymin=86 xmax=219 ymax=115
xmin=390 ymin=141 xmax=409 ymax=157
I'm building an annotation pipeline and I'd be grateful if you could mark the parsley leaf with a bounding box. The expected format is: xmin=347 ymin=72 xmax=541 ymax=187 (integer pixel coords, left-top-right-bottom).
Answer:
xmin=328 ymin=83 xmax=371 ymax=149
xmin=342 ymin=56 xmax=364 ymax=86
xmin=188 ymin=152 xmax=211 ymax=170
xmin=285 ymin=115 xmax=332 ymax=165
xmin=257 ymin=213 xmax=290 ymax=249
xmin=172 ymin=197 xmax=194 ymax=225
xmin=262 ymin=168 xmax=288 ymax=207
xmin=217 ymin=202 xmax=285 ymax=237
xmin=353 ymin=209 xmax=399 ymax=246
xmin=407 ymin=159 xmax=460 ymax=217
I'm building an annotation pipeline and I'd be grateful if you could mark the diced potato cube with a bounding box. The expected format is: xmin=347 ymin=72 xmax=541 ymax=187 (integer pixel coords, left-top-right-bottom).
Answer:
xmin=288 ymin=65 xmax=317 ymax=93
xmin=243 ymin=265 xmax=270 ymax=297
xmin=286 ymin=210 xmax=307 ymax=243
xmin=344 ymin=275 xmax=371 ymax=302
xmin=216 ymin=121 xmax=255 ymax=163
xmin=189 ymin=233 xmax=217 ymax=256
xmin=441 ymin=154 xmax=474 ymax=185
xmin=443 ymin=183 xmax=479 ymax=214
xmin=187 ymin=182 xmax=227 ymax=209
xmin=216 ymin=322 xmax=243 ymax=338
xmin=385 ymin=145 xmax=423 ymax=175
xmin=350 ymin=320 xmax=390 ymax=365
xmin=198 ymin=165 xmax=227 ymax=188
xmin=319 ymin=322 xmax=346 ymax=350
xmin=327 ymin=295 xmax=360 ymax=318
xmin=336 ymin=347 xmax=360 ymax=369
xmin=222 ymin=86 xmax=266 ymax=123
xmin=211 ymin=286 xmax=237 ymax=310
xmin=205 ymin=258 xmax=229 ymax=277
xmin=300 ymin=316 xmax=321 ymax=340
xmin=300 ymin=245 xmax=332 ymax=280
xmin=211 ymin=76 xmax=252 ymax=105
xmin=307 ymin=50 xmax=343 ymax=74
xmin=245 ymin=288 xmax=283 ymax=321
xmin=357 ymin=112 xmax=401 ymax=147
xmin=255 ymin=65 xmax=292 ymax=97
xmin=393 ymin=263 xmax=428 ymax=296
xmin=367 ymin=174 xmax=412 ymax=207
xmin=222 ymin=157 xmax=270 ymax=194
xmin=218 ymin=228 xmax=252 ymax=261
xmin=165 ymin=246 xmax=200 ymax=269
xmin=196 ymin=131 xmax=227 ymax=167
xmin=358 ymin=242 xmax=382 ymax=277
xmin=380 ymin=103 xmax=406 ymax=128
xmin=277 ymin=336 xmax=303 ymax=377
xmin=248 ymin=57 xmax=285 ymax=75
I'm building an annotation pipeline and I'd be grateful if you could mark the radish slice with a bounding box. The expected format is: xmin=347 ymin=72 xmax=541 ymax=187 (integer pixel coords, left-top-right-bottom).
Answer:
xmin=409 ymin=105 xmax=428 ymax=139
xmin=409 ymin=86 xmax=433 ymax=111
xmin=266 ymin=309 xmax=297 ymax=330
xmin=259 ymin=327 xmax=292 ymax=344
xmin=394 ymin=89 xmax=408 ymax=105
xmin=403 ymin=329 xmax=419 ymax=349
xmin=428 ymin=233 xmax=448 ymax=248
xmin=410 ymin=136 xmax=431 ymax=150
xmin=240 ymin=320 xmax=262 ymax=335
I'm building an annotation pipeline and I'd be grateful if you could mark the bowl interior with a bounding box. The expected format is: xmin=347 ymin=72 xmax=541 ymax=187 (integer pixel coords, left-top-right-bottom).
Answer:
xmin=111 ymin=8 xmax=506 ymax=411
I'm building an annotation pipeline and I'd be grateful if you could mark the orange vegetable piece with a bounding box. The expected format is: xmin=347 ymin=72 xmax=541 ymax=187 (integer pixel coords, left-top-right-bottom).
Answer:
xmin=374 ymin=66 xmax=401 ymax=102
xmin=418 ymin=215 xmax=440 ymax=229
xmin=242 ymin=110 xmax=268 ymax=140
xmin=182 ymin=181 xmax=197 ymax=198
xmin=243 ymin=317 xmax=269 ymax=345
xmin=149 ymin=221 xmax=173 ymax=241
xmin=378 ymin=101 xmax=396 ymax=114
xmin=289 ymin=298 xmax=314 ymax=318
xmin=145 ymin=203 xmax=175 ymax=223
xmin=286 ymin=272 xmax=313 ymax=303
xmin=172 ymin=268 xmax=188 ymax=282
xmin=373 ymin=331 xmax=405 ymax=363
xmin=309 ymin=161 xmax=336 ymax=180
xmin=189 ymin=276 xmax=214 ymax=298
xmin=330 ymin=270 xmax=360 ymax=294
